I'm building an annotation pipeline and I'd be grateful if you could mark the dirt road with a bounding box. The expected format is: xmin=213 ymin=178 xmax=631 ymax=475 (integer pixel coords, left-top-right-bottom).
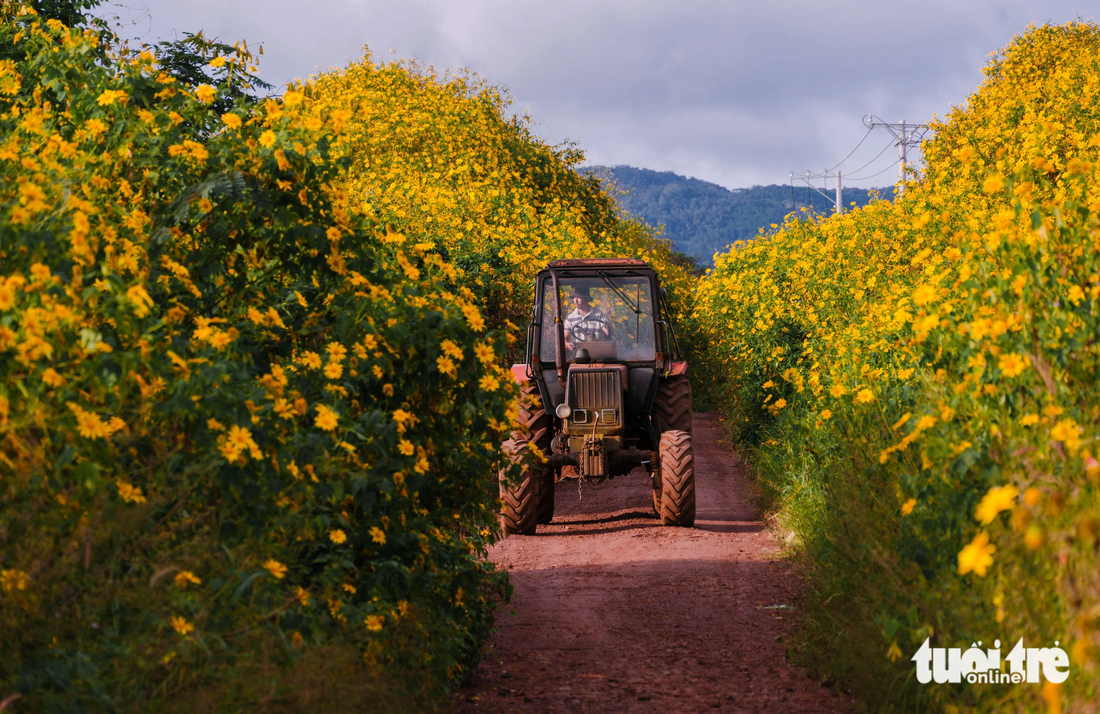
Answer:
xmin=452 ymin=413 xmax=851 ymax=714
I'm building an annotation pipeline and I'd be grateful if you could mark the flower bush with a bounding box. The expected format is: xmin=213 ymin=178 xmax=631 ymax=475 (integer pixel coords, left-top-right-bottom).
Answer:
xmin=0 ymin=5 xmax=520 ymax=711
xmin=694 ymin=21 xmax=1100 ymax=710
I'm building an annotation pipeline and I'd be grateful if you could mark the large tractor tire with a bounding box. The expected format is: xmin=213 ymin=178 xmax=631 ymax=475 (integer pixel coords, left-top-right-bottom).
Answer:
xmin=656 ymin=430 xmax=695 ymax=527
xmin=652 ymin=374 xmax=693 ymax=436
xmin=499 ymin=439 xmax=539 ymax=535
xmin=501 ymin=382 xmax=553 ymax=534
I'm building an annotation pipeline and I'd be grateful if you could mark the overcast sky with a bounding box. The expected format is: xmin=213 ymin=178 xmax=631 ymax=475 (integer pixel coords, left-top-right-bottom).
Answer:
xmin=103 ymin=1 xmax=1094 ymax=190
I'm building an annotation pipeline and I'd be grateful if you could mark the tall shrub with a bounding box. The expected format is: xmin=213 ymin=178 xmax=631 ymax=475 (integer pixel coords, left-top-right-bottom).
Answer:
xmin=0 ymin=5 xmax=512 ymax=711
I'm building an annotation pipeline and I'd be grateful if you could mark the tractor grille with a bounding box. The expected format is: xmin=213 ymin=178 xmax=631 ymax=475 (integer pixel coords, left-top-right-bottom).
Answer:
xmin=570 ymin=370 xmax=622 ymax=409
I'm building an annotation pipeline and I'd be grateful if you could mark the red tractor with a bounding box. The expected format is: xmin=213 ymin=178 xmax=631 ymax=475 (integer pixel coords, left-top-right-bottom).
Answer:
xmin=501 ymin=258 xmax=695 ymax=535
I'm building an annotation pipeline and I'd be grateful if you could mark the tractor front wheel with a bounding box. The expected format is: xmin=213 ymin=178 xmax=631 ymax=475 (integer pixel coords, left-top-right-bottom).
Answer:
xmin=657 ymin=430 xmax=695 ymax=527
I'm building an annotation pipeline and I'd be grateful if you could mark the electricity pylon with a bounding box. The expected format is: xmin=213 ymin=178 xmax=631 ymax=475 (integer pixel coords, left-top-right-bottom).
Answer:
xmin=864 ymin=115 xmax=930 ymax=193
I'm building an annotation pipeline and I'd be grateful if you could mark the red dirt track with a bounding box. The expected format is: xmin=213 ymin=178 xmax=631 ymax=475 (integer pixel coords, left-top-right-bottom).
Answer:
xmin=452 ymin=413 xmax=852 ymax=713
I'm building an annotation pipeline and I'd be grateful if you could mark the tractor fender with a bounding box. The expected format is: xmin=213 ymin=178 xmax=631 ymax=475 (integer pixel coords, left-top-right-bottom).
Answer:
xmin=510 ymin=364 xmax=532 ymax=383
xmin=668 ymin=361 xmax=688 ymax=376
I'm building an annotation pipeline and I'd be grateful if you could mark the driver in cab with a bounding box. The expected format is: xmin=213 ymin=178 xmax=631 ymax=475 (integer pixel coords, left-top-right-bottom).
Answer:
xmin=563 ymin=286 xmax=610 ymax=352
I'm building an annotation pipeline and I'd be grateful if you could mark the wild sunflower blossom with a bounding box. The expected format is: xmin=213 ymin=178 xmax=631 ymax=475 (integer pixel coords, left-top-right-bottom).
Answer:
xmin=957 ymin=531 xmax=996 ymax=577
xmin=263 ymin=560 xmax=288 ymax=579
xmin=314 ymin=404 xmax=339 ymax=431
xmin=974 ymin=485 xmax=1019 ymax=525
xmin=170 ymin=616 xmax=194 ymax=636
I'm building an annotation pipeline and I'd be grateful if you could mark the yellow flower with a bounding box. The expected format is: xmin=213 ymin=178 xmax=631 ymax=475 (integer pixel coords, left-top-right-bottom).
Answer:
xmin=1024 ymin=525 xmax=1044 ymax=551
xmin=365 ymin=614 xmax=384 ymax=631
xmin=42 ymin=367 xmax=65 ymax=387
xmin=436 ymin=355 xmax=457 ymax=378
xmin=1023 ymin=487 xmax=1042 ymax=507
xmin=222 ymin=112 xmax=242 ymax=130
xmin=329 ymin=529 xmax=347 ymax=544
xmin=473 ymin=343 xmax=495 ymax=364
xmin=887 ymin=641 xmax=903 ymax=662
xmin=369 ymin=526 xmax=386 ymax=544
xmin=854 ymin=388 xmax=875 ymax=404
xmin=259 ymin=130 xmax=277 ymax=148
xmin=1019 ymin=413 xmax=1039 ymax=426
xmin=209 ymin=56 xmax=226 ymax=68
xmin=997 ymin=353 xmax=1029 ymax=378
xmin=1050 ymin=418 xmax=1081 ymax=449
xmin=912 ymin=284 xmax=937 ymax=306
xmin=263 ymin=559 xmax=288 ymax=579
xmin=68 ymin=402 xmax=110 ymax=439
xmin=440 ymin=339 xmax=463 ymax=360
xmin=315 ymin=404 xmax=339 ymax=431
xmin=194 ymin=84 xmax=217 ymax=103
xmin=829 ymin=385 xmax=847 ymax=397
xmin=398 ymin=439 xmax=415 ymax=456
xmin=323 ymin=360 xmax=344 ymax=380
xmin=0 ymin=282 xmax=15 ymax=310
xmin=478 ymin=374 xmax=500 ymax=392
xmin=125 ymin=284 xmax=154 ymax=317
xmin=298 ymin=351 xmax=322 ymax=370
xmin=96 ymin=89 xmax=126 ymax=106
xmin=901 ymin=498 xmax=916 ymax=516
xmin=343 ymin=583 xmax=357 ymax=594
xmin=174 ymin=571 xmax=201 ymax=587
xmin=957 ymin=531 xmax=995 ymax=577
xmin=0 ymin=569 xmax=29 ymax=593
xmin=116 ymin=481 xmax=147 ymax=504
xmin=974 ymin=485 xmax=1019 ymax=525
xmin=982 ymin=174 xmax=1005 ymax=194
xmin=170 ymin=616 xmax=194 ymax=636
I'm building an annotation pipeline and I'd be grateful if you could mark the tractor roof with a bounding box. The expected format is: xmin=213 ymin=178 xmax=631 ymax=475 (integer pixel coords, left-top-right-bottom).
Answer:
xmin=546 ymin=258 xmax=649 ymax=269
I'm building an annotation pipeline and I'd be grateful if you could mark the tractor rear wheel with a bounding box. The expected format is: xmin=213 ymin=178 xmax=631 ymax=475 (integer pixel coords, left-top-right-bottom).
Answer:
xmin=657 ymin=430 xmax=695 ymax=527
xmin=499 ymin=439 xmax=539 ymax=535
xmin=652 ymin=374 xmax=693 ymax=436
xmin=501 ymin=382 xmax=553 ymax=534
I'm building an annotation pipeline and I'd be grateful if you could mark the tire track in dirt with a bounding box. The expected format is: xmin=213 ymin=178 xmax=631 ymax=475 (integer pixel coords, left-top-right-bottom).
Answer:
xmin=452 ymin=413 xmax=852 ymax=713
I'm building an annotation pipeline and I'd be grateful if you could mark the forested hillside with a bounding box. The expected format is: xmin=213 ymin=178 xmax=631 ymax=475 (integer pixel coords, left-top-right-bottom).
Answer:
xmin=585 ymin=165 xmax=894 ymax=262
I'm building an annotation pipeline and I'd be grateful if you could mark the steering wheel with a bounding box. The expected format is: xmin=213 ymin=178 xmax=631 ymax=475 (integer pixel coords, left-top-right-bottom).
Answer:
xmin=571 ymin=321 xmax=605 ymax=343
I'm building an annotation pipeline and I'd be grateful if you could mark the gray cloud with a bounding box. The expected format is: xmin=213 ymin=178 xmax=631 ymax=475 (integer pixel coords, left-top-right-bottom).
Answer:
xmin=103 ymin=0 xmax=1094 ymax=188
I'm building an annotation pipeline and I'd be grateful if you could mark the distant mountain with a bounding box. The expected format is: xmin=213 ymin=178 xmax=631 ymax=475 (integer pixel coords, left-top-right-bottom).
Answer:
xmin=583 ymin=165 xmax=894 ymax=263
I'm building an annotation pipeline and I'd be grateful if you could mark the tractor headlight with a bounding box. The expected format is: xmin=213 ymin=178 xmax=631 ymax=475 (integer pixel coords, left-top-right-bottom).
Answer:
xmin=555 ymin=403 xmax=571 ymax=419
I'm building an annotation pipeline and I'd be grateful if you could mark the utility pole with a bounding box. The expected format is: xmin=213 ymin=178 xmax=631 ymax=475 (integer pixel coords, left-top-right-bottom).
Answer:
xmin=790 ymin=169 xmax=843 ymax=215
xmin=864 ymin=115 xmax=930 ymax=194
xmin=835 ymin=170 xmax=842 ymax=215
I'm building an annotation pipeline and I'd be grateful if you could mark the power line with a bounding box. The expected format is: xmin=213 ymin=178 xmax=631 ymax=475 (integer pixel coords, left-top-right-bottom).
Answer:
xmin=847 ymin=157 xmax=902 ymax=182
xmin=826 ymin=127 xmax=873 ymax=172
xmin=842 ymin=138 xmax=896 ymax=177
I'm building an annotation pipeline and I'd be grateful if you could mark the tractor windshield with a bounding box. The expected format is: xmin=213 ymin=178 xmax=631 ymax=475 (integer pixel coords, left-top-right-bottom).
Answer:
xmin=539 ymin=275 xmax=656 ymax=363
